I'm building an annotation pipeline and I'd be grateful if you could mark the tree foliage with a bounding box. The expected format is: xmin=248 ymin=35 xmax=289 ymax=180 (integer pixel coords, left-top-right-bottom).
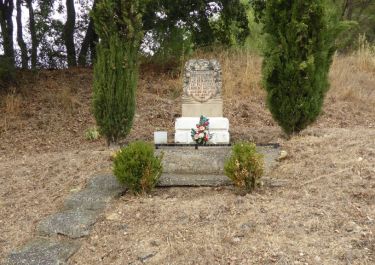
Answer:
xmin=260 ymin=0 xmax=338 ymax=135
xmin=0 ymin=1 xmax=373 ymax=69
xmin=91 ymin=0 xmax=144 ymax=144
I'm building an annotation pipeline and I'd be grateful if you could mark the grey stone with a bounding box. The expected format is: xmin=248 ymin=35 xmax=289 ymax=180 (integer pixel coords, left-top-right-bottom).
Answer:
xmin=262 ymin=177 xmax=289 ymax=188
xmin=240 ymin=222 xmax=256 ymax=231
xmin=182 ymin=59 xmax=223 ymax=117
xmin=158 ymin=174 xmax=231 ymax=187
xmin=37 ymin=209 xmax=98 ymax=239
xmin=138 ymin=252 xmax=155 ymax=263
xmin=64 ymin=188 xmax=113 ymax=211
xmin=86 ymin=175 xmax=125 ymax=195
xmin=156 ymin=147 xmax=230 ymax=175
xmin=155 ymin=145 xmax=280 ymax=186
xmin=64 ymin=175 xmax=125 ymax=211
xmin=6 ymin=237 xmax=80 ymax=265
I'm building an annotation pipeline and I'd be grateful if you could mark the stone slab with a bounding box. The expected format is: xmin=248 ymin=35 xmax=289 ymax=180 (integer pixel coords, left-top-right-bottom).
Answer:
xmin=6 ymin=237 xmax=80 ymax=265
xmin=64 ymin=175 xmax=125 ymax=211
xmin=156 ymin=146 xmax=231 ymax=174
xmin=182 ymin=96 xmax=223 ymax=117
xmin=156 ymin=145 xmax=279 ymax=175
xmin=86 ymin=174 xmax=125 ymax=194
xmin=158 ymin=174 xmax=231 ymax=186
xmin=64 ymin=188 xmax=113 ymax=211
xmin=37 ymin=209 xmax=98 ymax=239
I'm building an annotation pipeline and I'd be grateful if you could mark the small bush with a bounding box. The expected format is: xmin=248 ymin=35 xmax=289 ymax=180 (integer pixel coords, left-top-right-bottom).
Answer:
xmin=85 ymin=127 xmax=100 ymax=141
xmin=113 ymin=141 xmax=163 ymax=194
xmin=224 ymin=142 xmax=264 ymax=193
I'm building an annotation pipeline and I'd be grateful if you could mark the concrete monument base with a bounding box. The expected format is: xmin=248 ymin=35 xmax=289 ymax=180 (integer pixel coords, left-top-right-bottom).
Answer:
xmin=175 ymin=117 xmax=230 ymax=144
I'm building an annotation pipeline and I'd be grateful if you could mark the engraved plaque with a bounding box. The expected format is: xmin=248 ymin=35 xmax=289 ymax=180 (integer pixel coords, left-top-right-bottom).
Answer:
xmin=183 ymin=59 xmax=222 ymax=103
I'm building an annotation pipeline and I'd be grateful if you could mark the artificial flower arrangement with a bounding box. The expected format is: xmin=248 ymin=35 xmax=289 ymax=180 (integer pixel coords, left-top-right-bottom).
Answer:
xmin=191 ymin=115 xmax=213 ymax=145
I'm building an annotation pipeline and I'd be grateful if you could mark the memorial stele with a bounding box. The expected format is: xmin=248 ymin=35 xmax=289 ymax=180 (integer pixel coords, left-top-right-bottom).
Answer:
xmin=175 ymin=59 xmax=230 ymax=144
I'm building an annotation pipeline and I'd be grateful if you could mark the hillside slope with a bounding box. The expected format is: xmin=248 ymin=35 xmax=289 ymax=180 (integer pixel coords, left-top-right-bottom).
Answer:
xmin=0 ymin=51 xmax=374 ymax=263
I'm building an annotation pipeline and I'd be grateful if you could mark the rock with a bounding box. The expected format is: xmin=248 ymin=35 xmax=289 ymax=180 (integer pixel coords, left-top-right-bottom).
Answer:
xmin=138 ymin=252 xmax=155 ymax=263
xmin=232 ymin=237 xmax=241 ymax=243
xmin=106 ymin=212 xmax=121 ymax=221
xmin=345 ymin=221 xmax=362 ymax=233
xmin=278 ymin=150 xmax=288 ymax=161
xmin=37 ymin=209 xmax=98 ymax=239
xmin=6 ymin=237 xmax=80 ymax=265
xmin=150 ymin=240 xmax=160 ymax=247
xmin=240 ymin=222 xmax=256 ymax=231
xmin=314 ymin=256 xmax=321 ymax=263
xmin=262 ymin=177 xmax=289 ymax=188
xmin=115 ymin=224 xmax=128 ymax=231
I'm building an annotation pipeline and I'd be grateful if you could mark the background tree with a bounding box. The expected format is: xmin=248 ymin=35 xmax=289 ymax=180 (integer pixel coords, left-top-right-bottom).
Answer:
xmin=260 ymin=0 xmax=338 ymax=135
xmin=16 ymin=0 xmax=28 ymax=68
xmin=0 ymin=0 xmax=373 ymax=70
xmin=0 ymin=0 xmax=15 ymax=65
xmin=332 ymin=0 xmax=375 ymax=49
xmin=78 ymin=0 xmax=98 ymax=66
xmin=26 ymin=0 xmax=37 ymax=68
xmin=63 ymin=0 xmax=76 ymax=67
xmin=142 ymin=0 xmax=249 ymax=67
xmin=92 ymin=0 xmax=144 ymax=145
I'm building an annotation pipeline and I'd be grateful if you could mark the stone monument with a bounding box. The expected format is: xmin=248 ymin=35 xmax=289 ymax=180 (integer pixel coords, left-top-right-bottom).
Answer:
xmin=175 ymin=59 xmax=230 ymax=144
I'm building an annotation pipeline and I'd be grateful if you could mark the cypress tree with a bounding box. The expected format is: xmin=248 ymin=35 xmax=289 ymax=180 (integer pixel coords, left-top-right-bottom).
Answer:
xmin=92 ymin=0 xmax=144 ymax=145
xmin=262 ymin=0 xmax=336 ymax=135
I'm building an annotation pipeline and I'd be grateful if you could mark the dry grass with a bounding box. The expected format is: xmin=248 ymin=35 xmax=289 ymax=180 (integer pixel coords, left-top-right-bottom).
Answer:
xmin=3 ymin=89 xmax=22 ymax=116
xmin=330 ymin=37 xmax=375 ymax=105
xmin=193 ymin=48 xmax=264 ymax=99
xmin=69 ymin=128 xmax=375 ymax=265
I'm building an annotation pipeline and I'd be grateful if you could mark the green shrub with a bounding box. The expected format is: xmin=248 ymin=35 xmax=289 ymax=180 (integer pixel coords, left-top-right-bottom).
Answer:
xmin=224 ymin=142 xmax=264 ymax=192
xmin=84 ymin=127 xmax=100 ymax=141
xmin=113 ymin=141 xmax=163 ymax=194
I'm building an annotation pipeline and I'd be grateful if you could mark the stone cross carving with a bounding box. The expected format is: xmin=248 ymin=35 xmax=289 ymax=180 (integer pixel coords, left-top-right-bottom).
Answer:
xmin=183 ymin=59 xmax=222 ymax=103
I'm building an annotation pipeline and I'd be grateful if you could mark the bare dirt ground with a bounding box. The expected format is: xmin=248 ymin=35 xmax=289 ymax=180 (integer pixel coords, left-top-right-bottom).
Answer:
xmin=0 ymin=52 xmax=374 ymax=264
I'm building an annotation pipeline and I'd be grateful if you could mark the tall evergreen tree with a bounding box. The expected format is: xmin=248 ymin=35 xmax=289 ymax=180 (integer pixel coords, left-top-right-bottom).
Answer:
xmin=92 ymin=0 xmax=144 ymax=145
xmin=261 ymin=0 xmax=337 ymax=135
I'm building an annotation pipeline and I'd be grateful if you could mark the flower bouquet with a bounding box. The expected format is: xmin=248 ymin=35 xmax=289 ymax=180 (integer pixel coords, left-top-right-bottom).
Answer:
xmin=191 ymin=115 xmax=213 ymax=145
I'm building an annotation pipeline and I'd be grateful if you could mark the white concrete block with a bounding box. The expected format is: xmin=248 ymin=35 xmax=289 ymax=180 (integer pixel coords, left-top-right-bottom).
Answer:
xmin=175 ymin=117 xmax=229 ymax=130
xmin=154 ymin=131 xmax=168 ymax=144
xmin=175 ymin=130 xmax=230 ymax=144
